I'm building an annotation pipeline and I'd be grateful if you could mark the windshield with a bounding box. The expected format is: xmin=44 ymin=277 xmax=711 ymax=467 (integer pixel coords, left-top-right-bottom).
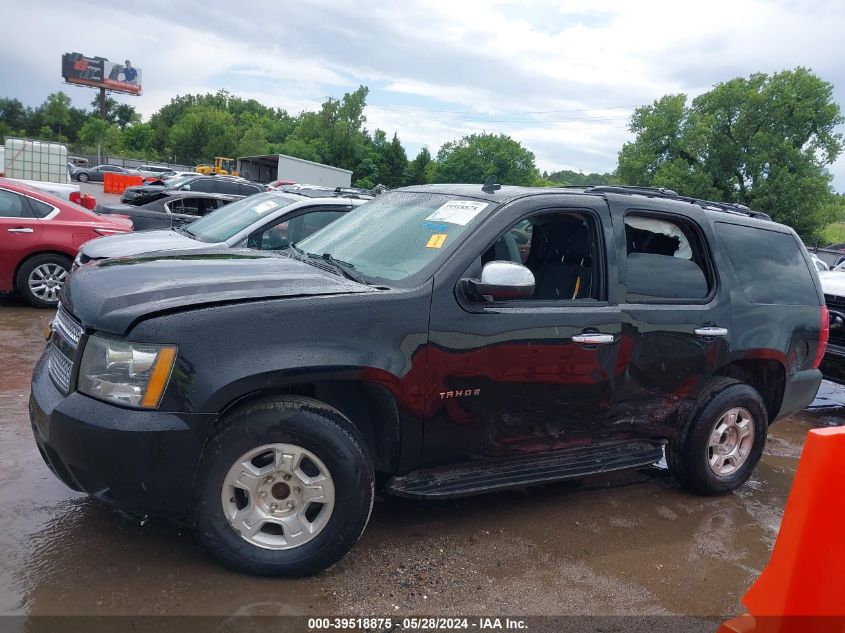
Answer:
xmin=296 ymin=191 xmax=493 ymax=284
xmin=185 ymin=192 xmax=297 ymax=243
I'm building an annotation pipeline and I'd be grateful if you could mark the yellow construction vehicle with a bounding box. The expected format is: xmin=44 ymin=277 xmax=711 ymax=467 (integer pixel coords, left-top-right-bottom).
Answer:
xmin=195 ymin=157 xmax=239 ymax=177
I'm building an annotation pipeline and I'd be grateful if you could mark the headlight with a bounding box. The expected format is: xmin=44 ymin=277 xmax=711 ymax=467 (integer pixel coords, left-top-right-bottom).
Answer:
xmin=78 ymin=336 xmax=177 ymax=409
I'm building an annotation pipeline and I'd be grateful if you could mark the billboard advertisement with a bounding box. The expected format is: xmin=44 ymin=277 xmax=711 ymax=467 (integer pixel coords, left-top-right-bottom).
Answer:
xmin=61 ymin=53 xmax=142 ymax=95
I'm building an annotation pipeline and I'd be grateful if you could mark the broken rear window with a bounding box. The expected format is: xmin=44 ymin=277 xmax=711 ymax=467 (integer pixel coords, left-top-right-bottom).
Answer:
xmin=624 ymin=214 xmax=710 ymax=302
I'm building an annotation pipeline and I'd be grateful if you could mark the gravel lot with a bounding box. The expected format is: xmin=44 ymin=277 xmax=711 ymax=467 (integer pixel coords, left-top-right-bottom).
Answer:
xmin=1 ymin=295 xmax=843 ymax=624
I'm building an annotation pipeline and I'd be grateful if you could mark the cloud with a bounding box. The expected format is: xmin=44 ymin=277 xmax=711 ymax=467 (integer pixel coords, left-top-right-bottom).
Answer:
xmin=0 ymin=0 xmax=842 ymax=188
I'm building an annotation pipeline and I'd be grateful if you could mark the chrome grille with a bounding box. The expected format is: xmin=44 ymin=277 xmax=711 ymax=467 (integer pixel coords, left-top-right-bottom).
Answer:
xmin=48 ymin=303 xmax=82 ymax=394
xmin=48 ymin=344 xmax=73 ymax=393
xmin=54 ymin=303 xmax=83 ymax=345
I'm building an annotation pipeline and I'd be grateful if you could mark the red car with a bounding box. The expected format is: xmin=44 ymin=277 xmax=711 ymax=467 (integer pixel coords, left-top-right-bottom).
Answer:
xmin=0 ymin=179 xmax=132 ymax=308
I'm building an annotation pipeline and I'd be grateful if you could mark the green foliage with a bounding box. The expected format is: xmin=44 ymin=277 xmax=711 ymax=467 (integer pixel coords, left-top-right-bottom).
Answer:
xmin=618 ymin=68 xmax=844 ymax=235
xmin=78 ymin=117 xmax=121 ymax=153
xmin=237 ymin=123 xmax=271 ymax=157
xmin=44 ymin=92 xmax=72 ymax=136
xmin=168 ymin=106 xmax=238 ymax=164
xmin=406 ymin=146 xmax=432 ymax=185
xmin=430 ymin=133 xmax=540 ymax=185
xmin=545 ymin=168 xmax=616 ymax=186
xmin=121 ymin=122 xmax=155 ymax=156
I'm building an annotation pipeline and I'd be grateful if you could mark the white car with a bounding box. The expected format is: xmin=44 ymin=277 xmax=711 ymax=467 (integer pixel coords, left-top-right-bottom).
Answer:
xmin=811 ymin=254 xmax=830 ymax=272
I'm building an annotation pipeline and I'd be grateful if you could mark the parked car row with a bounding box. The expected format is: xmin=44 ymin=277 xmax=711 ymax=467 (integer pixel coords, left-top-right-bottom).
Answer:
xmin=28 ymin=182 xmax=828 ymax=579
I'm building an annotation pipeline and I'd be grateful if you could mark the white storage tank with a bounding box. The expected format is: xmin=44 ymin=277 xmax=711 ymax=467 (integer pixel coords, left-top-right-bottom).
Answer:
xmin=3 ymin=138 xmax=70 ymax=184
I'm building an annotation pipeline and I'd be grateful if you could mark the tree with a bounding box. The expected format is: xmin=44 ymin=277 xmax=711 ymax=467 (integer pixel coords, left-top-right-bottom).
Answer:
xmin=406 ymin=146 xmax=432 ymax=185
xmin=78 ymin=118 xmax=121 ymax=155
xmin=168 ymin=106 xmax=238 ymax=164
xmin=237 ymin=123 xmax=271 ymax=156
xmin=90 ymin=95 xmax=140 ymax=128
xmin=430 ymin=133 xmax=540 ymax=185
xmin=0 ymin=98 xmax=29 ymax=134
xmin=43 ymin=92 xmax=72 ymax=137
xmin=617 ymin=68 xmax=844 ymax=234
xmin=121 ymin=122 xmax=154 ymax=156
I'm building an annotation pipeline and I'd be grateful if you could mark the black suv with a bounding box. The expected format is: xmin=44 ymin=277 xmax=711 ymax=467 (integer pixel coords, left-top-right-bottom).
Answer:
xmin=30 ymin=184 xmax=827 ymax=576
xmin=121 ymin=174 xmax=265 ymax=203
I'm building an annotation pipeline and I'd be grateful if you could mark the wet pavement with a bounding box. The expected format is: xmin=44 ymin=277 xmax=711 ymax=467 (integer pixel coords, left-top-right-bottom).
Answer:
xmin=1 ymin=296 xmax=843 ymax=620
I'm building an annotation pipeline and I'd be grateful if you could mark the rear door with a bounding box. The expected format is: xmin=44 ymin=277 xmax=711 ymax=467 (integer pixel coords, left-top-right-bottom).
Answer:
xmin=607 ymin=198 xmax=730 ymax=432
xmin=424 ymin=195 xmax=623 ymax=464
xmin=0 ymin=188 xmax=43 ymax=289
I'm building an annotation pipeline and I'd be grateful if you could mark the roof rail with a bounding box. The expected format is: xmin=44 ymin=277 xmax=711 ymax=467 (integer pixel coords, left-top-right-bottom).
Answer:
xmin=582 ymin=185 xmax=771 ymax=221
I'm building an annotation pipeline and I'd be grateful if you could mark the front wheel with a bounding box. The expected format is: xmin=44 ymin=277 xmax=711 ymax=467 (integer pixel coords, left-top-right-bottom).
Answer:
xmin=76 ymin=172 xmax=89 ymax=182
xmin=193 ymin=397 xmax=374 ymax=576
xmin=667 ymin=378 xmax=768 ymax=495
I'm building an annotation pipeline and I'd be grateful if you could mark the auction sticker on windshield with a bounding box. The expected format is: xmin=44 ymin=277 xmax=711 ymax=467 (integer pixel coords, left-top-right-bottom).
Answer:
xmin=425 ymin=200 xmax=488 ymax=226
xmin=253 ymin=200 xmax=278 ymax=214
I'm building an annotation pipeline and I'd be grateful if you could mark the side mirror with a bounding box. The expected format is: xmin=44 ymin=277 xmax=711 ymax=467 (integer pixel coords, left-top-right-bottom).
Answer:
xmin=182 ymin=185 xmax=191 ymax=191
xmin=830 ymin=310 xmax=845 ymax=330
xmin=463 ymin=261 xmax=535 ymax=302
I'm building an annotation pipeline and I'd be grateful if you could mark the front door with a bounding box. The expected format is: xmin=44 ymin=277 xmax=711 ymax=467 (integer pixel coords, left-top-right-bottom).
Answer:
xmin=0 ymin=188 xmax=43 ymax=290
xmin=423 ymin=198 xmax=623 ymax=465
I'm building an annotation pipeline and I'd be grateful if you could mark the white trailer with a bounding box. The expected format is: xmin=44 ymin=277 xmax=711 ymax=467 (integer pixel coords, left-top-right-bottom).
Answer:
xmin=237 ymin=154 xmax=353 ymax=188
xmin=3 ymin=138 xmax=71 ymax=184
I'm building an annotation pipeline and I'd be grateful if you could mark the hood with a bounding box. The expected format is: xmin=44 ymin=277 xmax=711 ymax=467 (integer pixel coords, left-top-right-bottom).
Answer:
xmin=79 ymin=229 xmax=208 ymax=259
xmin=819 ymin=271 xmax=845 ymax=298
xmin=63 ymin=249 xmax=376 ymax=334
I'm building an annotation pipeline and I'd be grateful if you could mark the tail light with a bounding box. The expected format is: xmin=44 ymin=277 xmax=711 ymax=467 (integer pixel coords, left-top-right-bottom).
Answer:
xmin=70 ymin=192 xmax=97 ymax=210
xmin=814 ymin=305 xmax=830 ymax=369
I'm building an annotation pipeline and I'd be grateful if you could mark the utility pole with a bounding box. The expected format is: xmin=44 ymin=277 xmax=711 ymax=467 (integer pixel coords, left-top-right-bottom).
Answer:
xmin=98 ymin=87 xmax=107 ymax=119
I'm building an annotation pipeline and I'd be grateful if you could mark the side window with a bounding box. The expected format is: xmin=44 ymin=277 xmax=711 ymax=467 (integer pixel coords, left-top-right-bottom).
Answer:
xmin=715 ymin=222 xmax=818 ymax=305
xmin=188 ymin=179 xmax=214 ymax=193
xmin=166 ymin=200 xmax=184 ymax=214
xmin=247 ymin=210 xmax=345 ymax=251
xmin=27 ymin=197 xmax=55 ymax=218
xmin=177 ymin=198 xmax=202 ymax=216
xmin=0 ymin=190 xmax=33 ymax=218
xmin=624 ymin=213 xmax=711 ymax=302
xmin=481 ymin=212 xmax=600 ymax=301
xmin=214 ymin=180 xmax=240 ymax=195
xmin=239 ymin=184 xmax=260 ymax=196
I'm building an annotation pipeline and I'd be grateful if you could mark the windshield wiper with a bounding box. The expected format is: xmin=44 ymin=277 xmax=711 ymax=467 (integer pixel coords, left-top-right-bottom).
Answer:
xmin=289 ymin=244 xmax=369 ymax=285
xmin=172 ymin=224 xmax=195 ymax=239
xmin=318 ymin=253 xmax=369 ymax=285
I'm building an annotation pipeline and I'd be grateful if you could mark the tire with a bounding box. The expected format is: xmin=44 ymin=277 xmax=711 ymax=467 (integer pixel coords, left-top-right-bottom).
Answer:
xmin=77 ymin=172 xmax=89 ymax=182
xmin=16 ymin=254 xmax=72 ymax=309
xmin=666 ymin=378 xmax=768 ymax=495
xmin=193 ymin=396 xmax=375 ymax=576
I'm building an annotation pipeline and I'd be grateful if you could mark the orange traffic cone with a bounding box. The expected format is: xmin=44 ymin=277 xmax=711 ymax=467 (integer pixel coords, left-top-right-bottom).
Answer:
xmin=719 ymin=427 xmax=845 ymax=633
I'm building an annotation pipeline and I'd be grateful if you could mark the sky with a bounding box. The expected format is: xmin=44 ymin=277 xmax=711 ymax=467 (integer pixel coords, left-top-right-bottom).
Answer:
xmin=2 ymin=0 xmax=844 ymax=189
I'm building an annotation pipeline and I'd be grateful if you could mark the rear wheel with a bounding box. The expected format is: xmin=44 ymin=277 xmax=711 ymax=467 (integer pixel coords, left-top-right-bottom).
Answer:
xmin=193 ymin=397 xmax=374 ymax=576
xmin=16 ymin=254 xmax=71 ymax=308
xmin=667 ymin=378 xmax=768 ymax=495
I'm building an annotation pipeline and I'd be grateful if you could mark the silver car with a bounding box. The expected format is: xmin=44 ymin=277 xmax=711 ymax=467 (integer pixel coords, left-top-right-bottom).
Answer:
xmin=74 ymin=191 xmax=366 ymax=268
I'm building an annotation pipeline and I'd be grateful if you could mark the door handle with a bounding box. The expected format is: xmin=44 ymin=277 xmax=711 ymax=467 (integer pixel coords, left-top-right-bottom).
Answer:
xmin=572 ymin=333 xmax=615 ymax=345
xmin=7 ymin=227 xmax=34 ymax=233
xmin=695 ymin=326 xmax=728 ymax=337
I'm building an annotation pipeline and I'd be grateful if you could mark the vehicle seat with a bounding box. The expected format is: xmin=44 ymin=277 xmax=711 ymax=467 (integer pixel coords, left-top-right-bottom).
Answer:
xmin=529 ymin=220 xmax=592 ymax=300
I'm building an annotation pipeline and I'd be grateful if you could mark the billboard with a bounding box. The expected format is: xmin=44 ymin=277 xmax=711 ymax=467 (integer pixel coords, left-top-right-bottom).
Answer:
xmin=61 ymin=53 xmax=142 ymax=95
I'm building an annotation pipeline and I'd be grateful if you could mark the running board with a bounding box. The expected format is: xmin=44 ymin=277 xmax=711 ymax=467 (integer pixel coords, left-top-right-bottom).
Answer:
xmin=387 ymin=440 xmax=665 ymax=499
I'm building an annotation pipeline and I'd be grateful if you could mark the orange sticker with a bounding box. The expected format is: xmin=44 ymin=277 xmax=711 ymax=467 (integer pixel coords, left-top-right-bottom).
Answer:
xmin=426 ymin=234 xmax=447 ymax=248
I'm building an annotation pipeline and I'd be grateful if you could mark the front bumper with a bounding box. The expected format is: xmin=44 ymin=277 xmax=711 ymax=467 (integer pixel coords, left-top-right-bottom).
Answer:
xmin=29 ymin=348 xmax=214 ymax=521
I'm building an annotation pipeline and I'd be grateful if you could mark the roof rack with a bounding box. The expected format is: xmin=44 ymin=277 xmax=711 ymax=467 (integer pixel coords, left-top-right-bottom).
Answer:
xmin=582 ymin=185 xmax=771 ymax=221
